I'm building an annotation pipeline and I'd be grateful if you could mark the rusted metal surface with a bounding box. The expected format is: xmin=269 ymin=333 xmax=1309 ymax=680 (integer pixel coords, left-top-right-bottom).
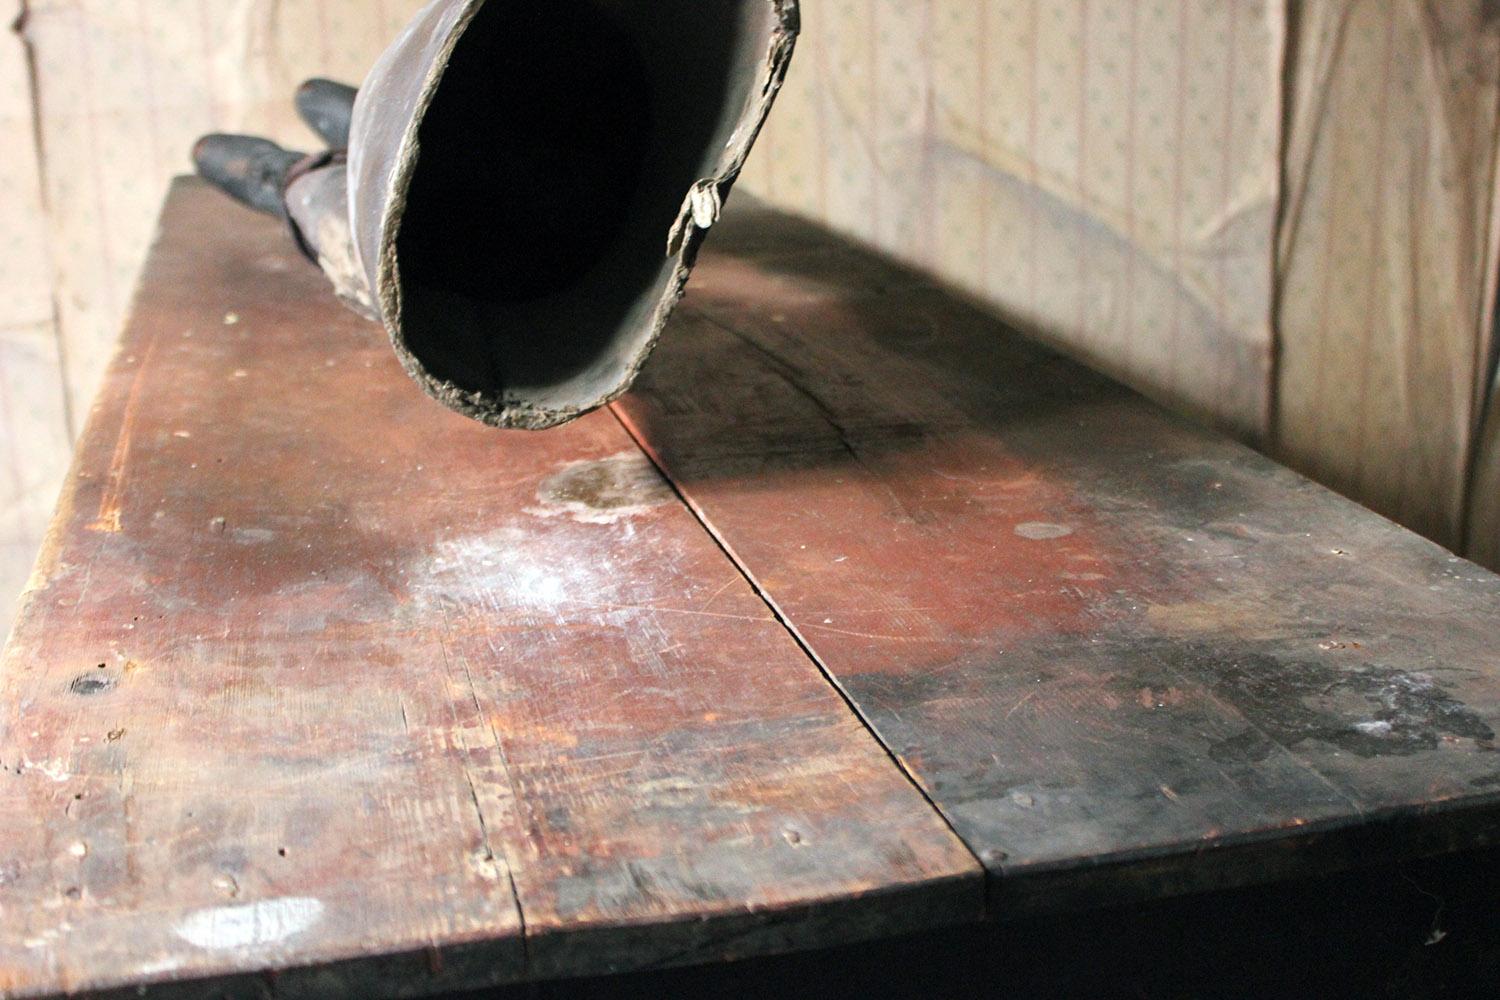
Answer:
xmin=0 ymin=181 xmax=980 ymax=1000
xmin=616 ymin=200 xmax=1500 ymax=915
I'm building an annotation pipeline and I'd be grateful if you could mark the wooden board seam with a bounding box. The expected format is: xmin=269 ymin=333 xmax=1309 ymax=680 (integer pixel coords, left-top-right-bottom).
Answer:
xmin=606 ymin=403 xmax=986 ymax=876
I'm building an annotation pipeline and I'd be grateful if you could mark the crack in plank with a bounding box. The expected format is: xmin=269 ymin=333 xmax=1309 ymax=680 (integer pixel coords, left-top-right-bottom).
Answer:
xmin=606 ymin=403 xmax=984 ymax=879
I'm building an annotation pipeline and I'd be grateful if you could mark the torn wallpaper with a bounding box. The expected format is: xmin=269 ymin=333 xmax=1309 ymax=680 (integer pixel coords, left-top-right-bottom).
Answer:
xmin=1276 ymin=0 xmax=1500 ymax=550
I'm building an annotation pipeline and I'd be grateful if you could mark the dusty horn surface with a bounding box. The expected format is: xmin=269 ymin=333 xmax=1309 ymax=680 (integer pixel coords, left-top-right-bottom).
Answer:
xmin=346 ymin=0 xmax=800 ymax=429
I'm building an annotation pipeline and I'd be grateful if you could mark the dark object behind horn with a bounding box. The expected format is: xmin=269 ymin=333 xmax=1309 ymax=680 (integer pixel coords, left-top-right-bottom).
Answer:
xmin=296 ymin=78 xmax=359 ymax=148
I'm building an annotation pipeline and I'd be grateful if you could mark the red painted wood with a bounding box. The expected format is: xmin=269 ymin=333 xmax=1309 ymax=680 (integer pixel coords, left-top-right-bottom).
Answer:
xmin=0 ymin=181 xmax=979 ymax=999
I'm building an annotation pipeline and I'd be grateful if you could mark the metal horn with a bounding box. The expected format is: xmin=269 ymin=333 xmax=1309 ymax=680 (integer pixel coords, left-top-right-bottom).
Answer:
xmin=195 ymin=0 xmax=799 ymax=429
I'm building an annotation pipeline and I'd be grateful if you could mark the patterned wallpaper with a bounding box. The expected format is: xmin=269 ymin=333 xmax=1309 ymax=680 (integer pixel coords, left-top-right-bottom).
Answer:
xmin=1277 ymin=0 xmax=1500 ymax=548
xmin=740 ymin=1 xmax=1283 ymax=440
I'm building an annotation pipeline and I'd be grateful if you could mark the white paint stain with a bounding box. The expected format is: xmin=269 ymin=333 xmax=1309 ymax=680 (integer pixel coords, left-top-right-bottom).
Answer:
xmin=21 ymin=757 xmax=71 ymax=783
xmin=175 ymin=897 xmax=324 ymax=951
xmin=468 ymin=849 xmax=503 ymax=882
xmin=514 ymin=564 xmax=567 ymax=606
xmin=134 ymin=955 xmax=188 ymax=977
xmin=415 ymin=526 xmax=622 ymax=614
xmin=1014 ymin=522 xmax=1074 ymax=540
xmin=228 ymin=527 xmax=278 ymax=545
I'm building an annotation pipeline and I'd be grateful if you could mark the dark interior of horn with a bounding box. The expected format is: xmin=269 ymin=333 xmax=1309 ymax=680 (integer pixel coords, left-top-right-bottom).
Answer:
xmin=395 ymin=0 xmax=770 ymax=415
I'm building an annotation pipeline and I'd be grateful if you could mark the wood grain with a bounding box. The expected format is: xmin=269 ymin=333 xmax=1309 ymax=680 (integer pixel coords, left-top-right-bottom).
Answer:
xmin=617 ymin=201 xmax=1500 ymax=915
xmin=0 ymin=180 xmax=979 ymax=1000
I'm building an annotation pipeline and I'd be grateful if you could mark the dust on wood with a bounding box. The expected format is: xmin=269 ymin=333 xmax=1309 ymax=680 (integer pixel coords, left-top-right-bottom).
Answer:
xmin=0 ymin=180 xmax=979 ymax=1000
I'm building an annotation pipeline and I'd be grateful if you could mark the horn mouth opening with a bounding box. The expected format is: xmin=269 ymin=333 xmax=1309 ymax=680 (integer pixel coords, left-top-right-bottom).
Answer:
xmin=391 ymin=0 xmax=777 ymax=424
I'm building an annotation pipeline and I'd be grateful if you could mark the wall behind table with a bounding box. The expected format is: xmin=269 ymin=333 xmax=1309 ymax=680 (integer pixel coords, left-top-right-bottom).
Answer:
xmin=1276 ymin=0 xmax=1500 ymax=552
xmin=0 ymin=0 xmax=73 ymax=646
xmin=0 ymin=0 xmax=431 ymax=638
xmin=740 ymin=0 xmax=1286 ymax=441
xmin=742 ymin=0 xmax=1500 ymax=558
xmin=2 ymin=0 xmax=1498 ymax=640
xmin=20 ymin=0 xmax=431 ymax=422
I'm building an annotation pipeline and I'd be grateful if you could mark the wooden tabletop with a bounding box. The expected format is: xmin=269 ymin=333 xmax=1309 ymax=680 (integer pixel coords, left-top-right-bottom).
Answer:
xmin=4 ymin=179 xmax=1500 ymax=998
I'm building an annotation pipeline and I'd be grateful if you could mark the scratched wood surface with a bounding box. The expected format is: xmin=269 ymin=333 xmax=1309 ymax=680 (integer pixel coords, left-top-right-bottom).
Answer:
xmin=617 ymin=203 xmax=1500 ymax=914
xmin=10 ymin=177 xmax=1500 ymax=1000
xmin=0 ymin=180 xmax=980 ymax=1000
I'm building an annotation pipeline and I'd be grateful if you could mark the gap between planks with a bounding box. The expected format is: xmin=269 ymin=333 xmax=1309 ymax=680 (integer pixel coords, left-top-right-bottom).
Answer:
xmin=604 ymin=402 xmax=986 ymax=881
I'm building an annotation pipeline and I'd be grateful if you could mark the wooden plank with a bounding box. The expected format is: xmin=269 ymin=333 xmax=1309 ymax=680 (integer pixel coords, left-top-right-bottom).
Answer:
xmin=616 ymin=201 xmax=1500 ymax=915
xmin=0 ymin=180 xmax=980 ymax=1000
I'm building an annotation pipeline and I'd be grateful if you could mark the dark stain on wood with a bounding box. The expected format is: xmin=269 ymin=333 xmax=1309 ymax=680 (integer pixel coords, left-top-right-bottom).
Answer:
xmin=1135 ymin=641 xmax=1498 ymax=760
xmin=614 ymin=196 xmax=1500 ymax=918
xmin=68 ymin=673 xmax=117 ymax=697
